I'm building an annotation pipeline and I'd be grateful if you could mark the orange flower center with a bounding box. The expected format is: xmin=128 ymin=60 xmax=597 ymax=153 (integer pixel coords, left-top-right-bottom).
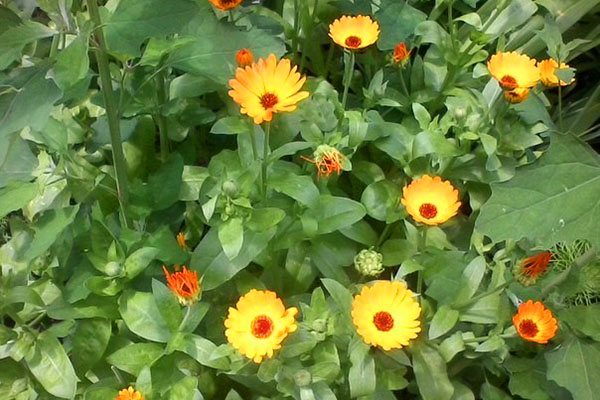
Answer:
xmin=419 ymin=203 xmax=438 ymax=219
xmin=500 ymin=75 xmax=518 ymax=89
xmin=345 ymin=36 xmax=362 ymax=48
xmin=251 ymin=315 xmax=274 ymax=338
xmin=519 ymin=319 xmax=539 ymax=338
xmin=220 ymin=0 xmax=237 ymax=5
xmin=373 ymin=311 xmax=394 ymax=331
xmin=260 ymin=93 xmax=279 ymax=109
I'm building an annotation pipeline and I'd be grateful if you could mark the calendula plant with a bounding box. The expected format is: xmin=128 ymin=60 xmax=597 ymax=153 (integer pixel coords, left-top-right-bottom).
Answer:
xmin=1 ymin=0 xmax=599 ymax=399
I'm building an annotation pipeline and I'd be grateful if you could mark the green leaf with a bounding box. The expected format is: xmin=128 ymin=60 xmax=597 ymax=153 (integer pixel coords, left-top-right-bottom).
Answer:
xmin=247 ymin=208 xmax=286 ymax=231
xmin=480 ymin=383 xmax=511 ymax=400
xmin=119 ymin=290 xmax=171 ymax=342
xmin=26 ymin=205 xmax=79 ymax=261
xmin=411 ymin=341 xmax=454 ymax=400
xmin=361 ymin=180 xmax=404 ymax=223
xmin=107 ymin=343 xmax=164 ymax=375
xmin=375 ymin=2 xmax=427 ymax=51
xmin=321 ymin=278 xmax=353 ymax=317
xmin=168 ymin=376 xmax=199 ymax=400
xmin=559 ymin=305 xmax=600 ymax=341
xmin=0 ymin=133 xmax=38 ymax=187
xmin=380 ymin=239 xmax=417 ymax=267
xmin=484 ymin=0 xmax=537 ymax=39
xmin=152 ymin=279 xmax=183 ymax=333
xmin=476 ymin=133 xmax=600 ymax=249
xmin=0 ymin=182 xmax=38 ymax=218
xmin=545 ymin=336 xmax=600 ymax=400
xmin=305 ymin=195 xmax=366 ymax=234
xmin=1 ymin=286 xmax=44 ymax=308
xmin=71 ymin=319 xmax=112 ymax=373
xmin=348 ymin=338 xmax=376 ymax=398
xmin=149 ymin=154 xmax=184 ymax=210
xmin=25 ymin=332 xmax=77 ymax=399
xmin=124 ymin=247 xmax=159 ymax=279
xmin=169 ymin=332 xmax=229 ymax=369
xmin=269 ymin=168 xmax=320 ymax=207
xmin=210 ymin=116 xmax=252 ymax=135
xmin=413 ymin=131 xmax=461 ymax=158
xmin=0 ymin=21 xmax=56 ymax=69
xmin=53 ymin=31 xmax=90 ymax=90
xmin=179 ymin=166 xmax=209 ymax=201
xmin=218 ymin=217 xmax=244 ymax=260
xmin=429 ymin=305 xmax=459 ymax=340
xmin=104 ymin=0 xmax=199 ymax=58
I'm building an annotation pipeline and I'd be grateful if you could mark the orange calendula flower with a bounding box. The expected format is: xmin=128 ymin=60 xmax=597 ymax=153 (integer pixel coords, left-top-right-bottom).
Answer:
xmin=538 ymin=59 xmax=575 ymax=87
xmin=208 ymin=0 xmax=242 ymax=11
xmin=177 ymin=232 xmax=187 ymax=250
xmin=504 ymin=88 xmax=530 ymax=104
xmin=228 ymin=54 xmax=309 ymax=124
xmin=116 ymin=386 xmax=144 ymax=400
xmin=487 ymin=51 xmax=540 ymax=90
xmin=163 ymin=265 xmax=201 ymax=306
xmin=301 ymin=145 xmax=346 ymax=178
xmin=401 ymin=175 xmax=461 ymax=226
xmin=512 ymin=300 xmax=558 ymax=344
xmin=351 ymin=281 xmax=421 ymax=350
xmin=329 ymin=15 xmax=380 ymax=50
xmin=236 ymin=48 xmax=254 ymax=68
xmin=514 ymin=252 xmax=552 ymax=286
xmin=225 ymin=289 xmax=298 ymax=363
xmin=392 ymin=42 xmax=412 ymax=65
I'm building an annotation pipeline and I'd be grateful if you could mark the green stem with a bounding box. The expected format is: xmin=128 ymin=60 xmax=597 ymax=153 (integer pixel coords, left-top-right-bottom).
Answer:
xmin=87 ymin=0 xmax=130 ymax=228
xmin=262 ymin=122 xmax=271 ymax=201
xmin=49 ymin=34 xmax=60 ymax=58
xmin=376 ymin=223 xmax=392 ymax=249
xmin=292 ymin=0 xmax=300 ymax=61
xmin=398 ymin=68 xmax=410 ymax=98
xmin=558 ymin=80 xmax=563 ymax=132
xmin=341 ymin=51 xmax=355 ymax=112
xmin=455 ymin=279 xmax=513 ymax=309
xmin=155 ymin=69 xmax=170 ymax=162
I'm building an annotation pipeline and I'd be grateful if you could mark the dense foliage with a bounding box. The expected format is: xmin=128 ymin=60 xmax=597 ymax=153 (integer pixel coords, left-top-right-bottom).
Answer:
xmin=1 ymin=0 xmax=599 ymax=399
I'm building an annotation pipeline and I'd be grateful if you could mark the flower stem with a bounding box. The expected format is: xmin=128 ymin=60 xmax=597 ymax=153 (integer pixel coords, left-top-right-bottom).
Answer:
xmin=558 ymin=80 xmax=564 ymax=132
xmin=87 ymin=0 xmax=130 ymax=228
xmin=262 ymin=122 xmax=271 ymax=202
xmin=341 ymin=50 xmax=355 ymax=112
xmin=455 ymin=279 xmax=513 ymax=310
xmin=155 ymin=69 xmax=170 ymax=162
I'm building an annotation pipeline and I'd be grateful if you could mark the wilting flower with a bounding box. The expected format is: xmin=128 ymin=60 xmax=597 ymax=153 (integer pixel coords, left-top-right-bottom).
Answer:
xmin=401 ymin=175 xmax=461 ymax=226
xmin=225 ymin=289 xmax=298 ymax=363
xmin=116 ymin=386 xmax=144 ymax=400
xmin=228 ymin=54 xmax=309 ymax=124
xmin=301 ymin=145 xmax=345 ymax=178
xmin=352 ymin=281 xmax=421 ymax=350
xmin=487 ymin=51 xmax=540 ymax=90
xmin=163 ymin=265 xmax=201 ymax=306
xmin=514 ymin=252 xmax=552 ymax=286
xmin=354 ymin=248 xmax=384 ymax=277
xmin=504 ymin=88 xmax=530 ymax=104
xmin=177 ymin=232 xmax=187 ymax=250
xmin=208 ymin=0 xmax=243 ymax=11
xmin=236 ymin=48 xmax=254 ymax=68
xmin=512 ymin=300 xmax=558 ymax=344
xmin=538 ymin=59 xmax=575 ymax=87
xmin=329 ymin=15 xmax=380 ymax=50
xmin=392 ymin=42 xmax=412 ymax=66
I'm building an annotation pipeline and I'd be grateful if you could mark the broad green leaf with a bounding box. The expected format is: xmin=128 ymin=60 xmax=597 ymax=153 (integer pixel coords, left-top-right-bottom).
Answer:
xmin=124 ymin=247 xmax=159 ymax=279
xmin=169 ymin=332 xmax=229 ymax=369
xmin=152 ymin=279 xmax=183 ymax=333
xmin=380 ymin=239 xmax=417 ymax=266
xmin=0 ymin=21 xmax=56 ymax=69
xmin=269 ymin=168 xmax=320 ymax=207
xmin=218 ymin=217 xmax=244 ymax=260
xmin=148 ymin=153 xmax=184 ymax=210
xmin=0 ymin=182 xmax=38 ymax=218
xmin=53 ymin=31 xmax=90 ymax=90
xmin=1 ymin=286 xmax=44 ymax=308
xmin=545 ymin=336 xmax=600 ymax=400
xmin=25 ymin=205 xmax=79 ymax=261
xmin=321 ymin=278 xmax=353 ymax=317
xmin=455 ymin=256 xmax=486 ymax=303
xmin=411 ymin=341 xmax=454 ymax=400
xmin=0 ymin=133 xmax=38 ymax=187
xmin=305 ymin=195 xmax=366 ymax=234
xmin=476 ymin=133 xmax=600 ymax=248
xmin=505 ymin=357 xmax=553 ymax=400
xmin=0 ymin=359 xmax=28 ymax=399
xmin=484 ymin=0 xmax=537 ymax=39
xmin=339 ymin=220 xmax=378 ymax=246
xmin=480 ymin=383 xmax=511 ymax=400
xmin=25 ymin=332 xmax=77 ymax=399
xmin=72 ymin=319 xmax=112 ymax=373
xmin=119 ymin=290 xmax=171 ymax=342
xmin=104 ymin=0 xmax=199 ymax=57
xmin=211 ymin=116 xmax=252 ymax=135
xmin=107 ymin=343 xmax=164 ymax=375
xmin=375 ymin=2 xmax=427 ymax=51
xmin=247 ymin=208 xmax=286 ymax=231
xmin=191 ymin=227 xmax=276 ymax=290
xmin=135 ymin=366 xmax=152 ymax=399
xmin=348 ymin=338 xmax=376 ymax=398
xmin=559 ymin=305 xmax=600 ymax=341
xmin=179 ymin=166 xmax=209 ymax=201
xmin=361 ymin=180 xmax=404 ymax=223
xmin=429 ymin=305 xmax=459 ymax=340
xmin=168 ymin=376 xmax=199 ymax=400
xmin=413 ymin=131 xmax=461 ymax=158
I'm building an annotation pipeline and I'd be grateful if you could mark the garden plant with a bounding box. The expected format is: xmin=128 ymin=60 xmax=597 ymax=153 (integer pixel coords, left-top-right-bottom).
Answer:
xmin=1 ymin=0 xmax=600 ymax=399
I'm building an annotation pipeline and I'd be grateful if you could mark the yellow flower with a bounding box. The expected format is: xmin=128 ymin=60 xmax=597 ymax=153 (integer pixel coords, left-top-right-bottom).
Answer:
xmin=224 ymin=289 xmax=298 ymax=363
xmin=487 ymin=51 xmax=540 ymax=89
xmin=401 ymin=175 xmax=461 ymax=226
xmin=116 ymin=386 xmax=144 ymax=400
xmin=513 ymin=252 xmax=552 ymax=286
xmin=228 ymin=54 xmax=309 ymax=124
xmin=512 ymin=300 xmax=558 ymax=344
xmin=329 ymin=15 xmax=380 ymax=50
xmin=351 ymin=281 xmax=421 ymax=350
xmin=504 ymin=88 xmax=530 ymax=104
xmin=208 ymin=0 xmax=242 ymax=10
xmin=538 ymin=59 xmax=575 ymax=87
xmin=236 ymin=48 xmax=254 ymax=68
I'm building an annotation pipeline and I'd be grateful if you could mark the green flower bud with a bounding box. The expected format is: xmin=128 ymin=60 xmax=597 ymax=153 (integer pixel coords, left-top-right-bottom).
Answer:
xmin=222 ymin=180 xmax=238 ymax=197
xmin=354 ymin=248 xmax=384 ymax=277
xmin=293 ymin=370 xmax=312 ymax=387
xmin=105 ymin=261 xmax=123 ymax=277
xmin=312 ymin=318 xmax=327 ymax=333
